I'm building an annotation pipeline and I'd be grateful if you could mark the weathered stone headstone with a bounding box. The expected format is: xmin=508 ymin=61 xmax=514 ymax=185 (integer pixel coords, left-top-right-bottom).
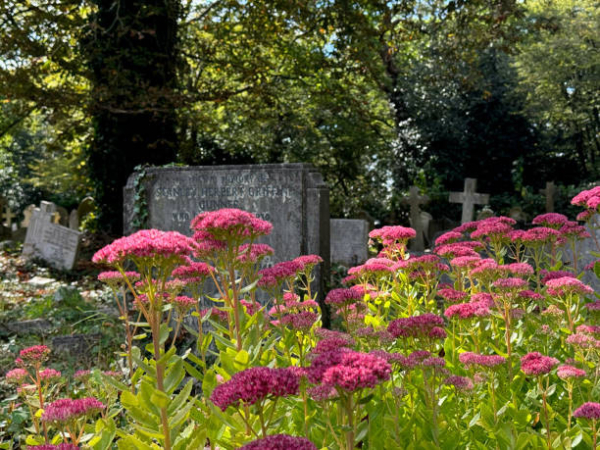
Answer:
xmin=449 ymin=178 xmax=490 ymax=224
xmin=540 ymin=181 xmax=556 ymax=213
xmin=563 ymin=225 xmax=600 ymax=293
xmin=22 ymin=201 xmax=82 ymax=270
xmin=69 ymin=209 xmax=79 ymax=230
xmin=52 ymin=333 xmax=101 ymax=360
xmin=330 ymin=219 xmax=369 ymax=266
xmin=402 ymin=186 xmax=429 ymax=251
xmin=3 ymin=319 xmax=52 ymax=335
xmin=124 ymin=164 xmax=330 ymax=295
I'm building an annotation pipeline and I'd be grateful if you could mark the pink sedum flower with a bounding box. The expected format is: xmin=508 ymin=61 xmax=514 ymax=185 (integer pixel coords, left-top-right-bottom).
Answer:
xmin=319 ymin=351 xmax=391 ymax=392
xmin=443 ymin=375 xmax=474 ymax=391
xmin=191 ymin=208 xmax=273 ymax=241
xmin=237 ymin=243 xmax=274 ymax=263
xmin=557 ymin=365 xmax=586 ymax=380
xmin=92 ymin=229 xmax=194 ymax=265
xmin=19 ymin=345 xmax=50 ymax=364
xmin=325 ymin=288 xmax=363 ymax=306
xmin=388 ymin=313 xmax=445 ymax=339
xmin=5 ymin=368 xmax=28 ymax=384
xmin=493 ymin=277 xmax=528 ymax=290
xmin=97 ymin=271 xmax=140 ymax=286
xmin=532 ymin=213 xmax=568 ymax=228
xmin=459 ymin=352 xmax=506 ymax=368
xmin=520 ymin=352 xmax=559 ymax=376
xmin=546 ymin=277 xmax=594 ymax=296
xmin=39 ymin=368 xmax=61 ymax=382
xmin=573 ymin=402 xmax=600 ymax=420
xmin=210 ymin=367 xmax=299 ymax=411
xmin=438 ymin=288 xmax=468 ymax=303
xmin=240 ymin=434 xmax=317 ymax=450
xmin=41 ymin=397 xmax=104 ymax=423
xmin=445 ymin=301 xmax=491 ymax=319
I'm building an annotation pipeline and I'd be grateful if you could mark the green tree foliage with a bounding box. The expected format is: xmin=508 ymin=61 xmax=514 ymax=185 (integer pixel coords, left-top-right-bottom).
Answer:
xmin=513 ymin=0 xmax=600 ymax=183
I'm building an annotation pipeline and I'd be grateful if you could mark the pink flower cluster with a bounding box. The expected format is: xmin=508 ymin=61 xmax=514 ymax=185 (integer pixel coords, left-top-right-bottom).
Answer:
xmin=171 ymin=261 xmax=215 ymax=282
xmin=557 ymin=365 xmax=586 ymax=380
xmin=325 ymin=288 xmax=363 ymax=306
xmin=444 ymin=300 xmax=491 ymax=319
xmin=257 ymin=260 xmax=302 ymax=288
xmin=541 ymin=270 xmax=576 ymax=285
xmin=97 ymin=271 xmax=140 ymax=286
xmin=237 ymin=243 xmax=274 ymax=263
xmin=210 ymin=367 xmax=300 ymax=411
xmin=443 ymin=375 xmax=474 ymax=391
xmin=28 ymin=444 xmax=79 ymax=450
xmin=388 ymin=313 xmax=445 ymax=339
xmin=347 ymin=258 xmax=395 ymax=277
xmin=5 ymin=368 xmax=28 ymax=384
xmin=573 ymin=402 xmax=600 ymax=420
xmin=279 ymin=311 xmax=319 ymax=331
xmin=520 ymin=352 xmax=559 ymax=376
xmin=546 ymin=277 xmax=594 ymax=296
xmin=369 ymin=226 xmax=416 ymax=246
xmin=39 ymin=368 xmax=61 ymax=382
xmin=493 ymin=277 xmax=528 ymax=291
xmin=459 ymin=352 xmax=506 ymax=368
xmin=309 ymin=350 xmax=391 ymax=393
xmin=438 ymin=288 xmax=468 ymax=303
xmin=532 ymin=213 xmax=568 ymax=228
xmin=521 ymin=227 xmax=562 ymax=245
xmin=571 ymin=186 xmax=600 ymax=211
xmin=19 ymin=345 xmax=51 ymax=364
xmin=92 ymin=229 xmax=194 ymax=265
xmin=435 ymin=231 xmax=462 ymax=246
xmin=41 ymin=397 xmax=105 ymax=423
xmin=240 ymin=434 xmax=317 ymax=450
xmin=293 ymin=254 xmax=323 ymax=271
xmin=191 ymin=208 xmax=273 ymax=242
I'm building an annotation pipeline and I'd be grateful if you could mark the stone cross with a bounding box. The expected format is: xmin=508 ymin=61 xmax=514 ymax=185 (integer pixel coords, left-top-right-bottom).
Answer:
xmin=449 ymin=178 xmax=490 ymax=224
xmin=21 ymin=205 xmax=36 ymax=228
xmin=402 ymin=186 xmax=429 ymax=251
xmin=539 ymin=181 xmax=556 ymax=213
xmin=2 ymin=205 xmax=15 ymax=228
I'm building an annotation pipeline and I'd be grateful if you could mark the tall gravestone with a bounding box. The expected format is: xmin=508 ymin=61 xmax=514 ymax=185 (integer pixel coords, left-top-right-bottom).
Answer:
xmin=123 ymin=164 xmax=330 ymax=300
xmin=22 ymin=201 xmax=81 ymax=270
xmin=330 ymin=219 xmax=369 ymax=266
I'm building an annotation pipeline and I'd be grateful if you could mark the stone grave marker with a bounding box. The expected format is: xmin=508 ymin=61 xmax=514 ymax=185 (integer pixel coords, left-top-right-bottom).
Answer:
xmin=124 ymin=163 xmax=330 ymax=297
xmin=563 ymin=224 xmax=600 ymax=293
xmin=330 ymin=219 xmax=369 ymax=266
xmin=2 ymin=204 xmax=16 ymax=228
xmin=402 ymin=186 xmax=429 ymax=251
xmin=540 ymin=181 xmax=556 ymax=213
xmin=2 ymin=318 xmax=52 ymax=336
xmin=449 ymin=178 xmax=490 ymax=224
xmin=22 ymin=201 xmax=82 ymax=270
xmin=69 ymin=209 xmax=79 ymax=230
xmin=52 ymin=333 xmax=102 ymax=360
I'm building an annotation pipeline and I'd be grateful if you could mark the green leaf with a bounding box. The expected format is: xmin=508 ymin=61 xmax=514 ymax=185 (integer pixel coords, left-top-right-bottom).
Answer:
xmin=168 ymin=379 xmax=193 ymax=416
xmin=151 ymin=389 xmax=171 ymax=409
xmin=159 ymin=323 xmax=171 ymax=346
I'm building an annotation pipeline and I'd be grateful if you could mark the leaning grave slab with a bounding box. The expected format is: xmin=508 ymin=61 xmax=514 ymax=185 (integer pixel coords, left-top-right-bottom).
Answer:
xmin=123 ymin=163 xmax=330 ymax=302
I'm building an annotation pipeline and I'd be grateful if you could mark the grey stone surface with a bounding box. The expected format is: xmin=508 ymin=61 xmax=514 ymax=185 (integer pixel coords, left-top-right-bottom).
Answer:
xmin=330 ymin=219 xmax=369 ymax=266
xmin=563 ymin=224 xmax=600 ymax=293
xmin=124 ymin=163 xmax=330 ymax=296
xmin=403 ymin=186 xmax=429 ymax=251
xmin=22 ymin=201 xmax=82 ymax=270
xmin=3 ymin=319 xmax=52 ymax=335
xmin=52 ymin=333 xmax=102 ymax=358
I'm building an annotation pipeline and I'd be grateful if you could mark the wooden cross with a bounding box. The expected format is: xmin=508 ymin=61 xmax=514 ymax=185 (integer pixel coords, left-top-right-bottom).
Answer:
xmin=539 ymin=181 xmax=556 ymax=213
xmin=2 ymin=205 xmax=15 ymax=228
xmin=403 ymin=186 xmax=429 ymax=251
xmin=449 ymin=178 xmax=490 ymax=224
